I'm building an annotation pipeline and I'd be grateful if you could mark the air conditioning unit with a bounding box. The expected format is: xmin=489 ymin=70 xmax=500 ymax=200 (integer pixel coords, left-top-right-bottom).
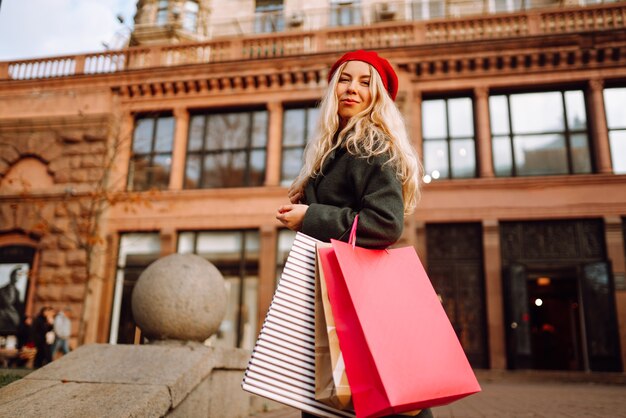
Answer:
xmin=375 ymin=3 xmax=397 ymax=21
xmin=288 ymin=12 xmax=304 ymax=27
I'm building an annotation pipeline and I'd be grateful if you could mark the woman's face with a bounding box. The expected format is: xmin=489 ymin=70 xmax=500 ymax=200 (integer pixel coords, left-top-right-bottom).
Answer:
xmin=336 ymin=60 xmax=372 ymax=125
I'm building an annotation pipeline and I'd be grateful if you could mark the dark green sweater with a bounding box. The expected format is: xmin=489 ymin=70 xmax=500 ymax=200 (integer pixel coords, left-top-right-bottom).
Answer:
xmin=301 ymin=146 xmax=404 ymax=249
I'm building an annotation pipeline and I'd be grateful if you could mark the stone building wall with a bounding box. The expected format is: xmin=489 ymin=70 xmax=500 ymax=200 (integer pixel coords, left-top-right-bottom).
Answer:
xmin=0 ymin=113 xmax=114 ymax=346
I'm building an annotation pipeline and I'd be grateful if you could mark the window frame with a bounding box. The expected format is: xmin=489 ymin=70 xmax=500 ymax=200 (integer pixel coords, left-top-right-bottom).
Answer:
xmin=255 ymin=0 xmax=284 ymax=33
xmin=603 ymin=86 xmax=626 ymax=174
xmin=489 ymin=89 xmax=593 ymax=177
xmin=330 ymin=0 xmax=362 ymax=27
xmin=127 ymin=112 xmax=175 ymax=192
xmin=182 ymin=0 xmax=199 ymax=32
xmin=184 ymin=108 xmax=269 ymax=189
xmin=421 ymin=95 xmax=478 ymax=180
xmin=280 ymin=102 xmax=319 ymax=186
xmin=176 ymin=229 xmax=260 ymax=349
xmin=109 ymin=232 xmax=161 ymax=345
xmin=156 ymin=0 xmax=169 ymax=25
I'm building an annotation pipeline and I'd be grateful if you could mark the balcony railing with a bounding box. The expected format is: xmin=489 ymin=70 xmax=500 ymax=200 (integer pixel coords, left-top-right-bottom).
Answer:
xmin=0 ymin=1 xmax=624 ymax=81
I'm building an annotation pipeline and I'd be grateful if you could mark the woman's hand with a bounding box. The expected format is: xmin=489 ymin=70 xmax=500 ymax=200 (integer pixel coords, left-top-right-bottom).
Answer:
xmin=276 ymin=204 xmax=308 ymax=231
xmin=287 ymin=186 xmax=303 ymax=204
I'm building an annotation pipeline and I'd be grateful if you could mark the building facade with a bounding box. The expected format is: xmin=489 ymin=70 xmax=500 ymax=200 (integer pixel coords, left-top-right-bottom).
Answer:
xmin=1 ymin=0 xmax=625 ymax=372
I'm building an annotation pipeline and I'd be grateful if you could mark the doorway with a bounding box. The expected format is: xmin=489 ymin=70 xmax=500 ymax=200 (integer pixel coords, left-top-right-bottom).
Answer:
xmin=526 ymin=270 xmax=584 ymax=371
xmin=504 ymin=261 xmax=621 ymax=371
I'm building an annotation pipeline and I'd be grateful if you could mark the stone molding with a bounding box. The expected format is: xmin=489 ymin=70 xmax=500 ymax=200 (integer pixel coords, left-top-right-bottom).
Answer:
xmin=117 ymin=67 xmax=326 ymax=100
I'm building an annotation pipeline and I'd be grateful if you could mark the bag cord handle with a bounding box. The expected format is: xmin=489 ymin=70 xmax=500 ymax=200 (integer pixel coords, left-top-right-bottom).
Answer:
xmin=348 ymin=214 xmax=359 ymax=249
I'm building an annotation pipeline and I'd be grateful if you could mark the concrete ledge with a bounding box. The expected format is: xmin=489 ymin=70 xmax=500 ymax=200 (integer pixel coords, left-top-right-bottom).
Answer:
xmin=0 ymin=342 xmax=257 ymax=417
xmin=1 ymin=380 xmax=171 ymax=417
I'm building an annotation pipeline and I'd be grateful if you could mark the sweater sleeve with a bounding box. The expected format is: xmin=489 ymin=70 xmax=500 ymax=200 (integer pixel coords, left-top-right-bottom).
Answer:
xmin=301 ymin=154 xmax=404 ymax=249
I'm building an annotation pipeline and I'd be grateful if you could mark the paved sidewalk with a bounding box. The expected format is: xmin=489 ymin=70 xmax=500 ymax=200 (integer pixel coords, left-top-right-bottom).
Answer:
xmin=249 ymin=378 xmax=626 ymax=418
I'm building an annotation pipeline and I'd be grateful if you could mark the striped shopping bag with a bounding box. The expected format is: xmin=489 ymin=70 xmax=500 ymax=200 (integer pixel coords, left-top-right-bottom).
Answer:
xmin=242 ymin=232 xmax=354 ymax=418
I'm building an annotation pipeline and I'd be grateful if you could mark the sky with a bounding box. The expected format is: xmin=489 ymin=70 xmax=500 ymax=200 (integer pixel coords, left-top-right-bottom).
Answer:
xmin=0 ymin=0 xmax=138 ymax=61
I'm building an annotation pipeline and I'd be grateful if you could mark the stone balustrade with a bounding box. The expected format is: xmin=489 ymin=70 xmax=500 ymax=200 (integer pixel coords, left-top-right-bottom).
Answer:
xmin=1 ymin=2 xmax=624 ymax=81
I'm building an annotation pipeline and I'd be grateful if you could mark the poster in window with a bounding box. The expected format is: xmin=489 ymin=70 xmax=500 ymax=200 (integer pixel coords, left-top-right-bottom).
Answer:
xmin=0 ymin=263 xmax=29 ymax=335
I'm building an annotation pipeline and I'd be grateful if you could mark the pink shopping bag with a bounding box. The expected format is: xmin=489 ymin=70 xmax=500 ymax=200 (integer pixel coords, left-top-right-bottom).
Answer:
xmin=317 ymin=218 xmax=481 ymax=418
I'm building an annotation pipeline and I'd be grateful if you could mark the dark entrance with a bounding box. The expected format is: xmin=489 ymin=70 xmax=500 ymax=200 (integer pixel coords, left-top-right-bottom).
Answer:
xmin=501 ymin=220 xmax=622 ymax=372
xmin=526 ymin=269 xmax=584 ymax=371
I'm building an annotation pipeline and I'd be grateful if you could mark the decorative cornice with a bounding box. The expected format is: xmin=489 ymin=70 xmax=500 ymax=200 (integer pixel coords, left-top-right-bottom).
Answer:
xmin=116 ymin=67 xmax=326 ymax=100
xmin=397 ymin=32 xmax=626 ymax=81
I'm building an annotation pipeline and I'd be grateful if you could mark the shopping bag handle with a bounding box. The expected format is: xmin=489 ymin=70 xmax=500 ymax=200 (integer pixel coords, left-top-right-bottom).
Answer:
xmin=348 ymin=214 xmax=359 ymax=249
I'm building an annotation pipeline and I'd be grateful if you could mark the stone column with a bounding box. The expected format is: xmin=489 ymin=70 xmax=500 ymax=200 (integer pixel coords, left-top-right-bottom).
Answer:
xmin=410 ymin=87 xmax=423 ymax=163
xmin=483 ymin=219 xmax=507 ymax=370
xmin=111 ymin=109 xmax=134 ymax=192
xmin=265 ymin=101 xmax=283 ymax=187
xmin=257 ymin=226 xmax=277 ymax=333
xmin=588 ymin=79 xmax=613 ymax=174
xmin=169 ymin=107 xmax=190 ymax=190
xmin=604 ymin=216 xmax=626 ymax=369
xmin=415 ymin=221 xmax=427 ymax=268
xmin=475 ymin=87 xmax=494 ymax=178
xmin=160 ymin=228 xmax=177 ymax=257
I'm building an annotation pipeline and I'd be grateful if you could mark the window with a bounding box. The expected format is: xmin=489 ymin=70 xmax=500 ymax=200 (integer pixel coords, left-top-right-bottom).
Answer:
xmin=178 ymin=230 xmax=259 ymax=349
xmin=276 ymin=229 xmax=296 ymax=287
xmin=281 ymin=105 xmax=319 ymax=186
xmin=183 ymin=0 xmax=199 ymax=32
xmin=412 ymin=0 xmax=446 ymax=20
xmin=422 ymin=97 xmax=477 ymax=181
xmin=603 ymin=87 xmax=626 ymax=174
xmin=110 ymin=233 xmax=161 ymax=344
xmin=488 ymin=0 xmax=524 ymax=13
xmin=128 ymin=114 xmax=174 ymax=191
xmin=0 ymin=246 xmax=34 ymax=338
xmin=185 ymin=110 xmax=268 ymax=189
xmin=490 ymin=91 xmax=592 ymax=177
xmin=330 ymin=0 xmax=362 ymax=27
xmin=157 ymin=0 xmax=169 ymax=25
xmin=255 ymin=0 xmax=284 ymax=33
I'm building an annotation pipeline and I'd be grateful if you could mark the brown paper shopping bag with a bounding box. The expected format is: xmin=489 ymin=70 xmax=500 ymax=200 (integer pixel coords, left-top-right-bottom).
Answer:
xmin=315 ymin=242 xmax=353 ymax=410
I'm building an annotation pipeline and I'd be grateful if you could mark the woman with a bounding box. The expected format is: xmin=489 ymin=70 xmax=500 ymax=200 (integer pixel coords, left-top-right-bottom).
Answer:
xmin=276 ymin=50 xmax=432 ymax=418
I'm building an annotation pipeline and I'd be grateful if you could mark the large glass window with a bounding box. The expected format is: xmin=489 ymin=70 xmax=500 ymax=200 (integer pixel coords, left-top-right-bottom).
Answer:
xmin=185 ymin=110 xmax=268 ymax=189
xmin=281 ymin=105 xmax=319 ymax=186
xmin=422 ymin=97 xmax=476 ymax=181
xmin=255 ymin=0 xmax=284 ymax=33
xmin=178 ymin=230 xmax=259 ymax=349
xmin=183 ymin=0 xmax=199 ymax=32
xmin=128 ymin=114 xmax=175 ymax=191
xmin=330 ymin=0 xmax=362 ymax=26
xmin=603 ymin=87 xmax=626 ymax=174
xmin=490 ymin=91 xmax=592 ymax=177
xmin=110 ymin=233 xmax=161 ymax=344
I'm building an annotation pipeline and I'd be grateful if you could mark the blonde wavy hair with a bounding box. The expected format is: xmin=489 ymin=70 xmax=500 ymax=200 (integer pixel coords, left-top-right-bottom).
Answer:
xmin=290 ymin=62 xmax=421 ymax=214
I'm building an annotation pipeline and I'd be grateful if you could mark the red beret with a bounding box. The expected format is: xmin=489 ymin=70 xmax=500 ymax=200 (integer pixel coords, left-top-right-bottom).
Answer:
xmin=328 ymin=50 xmax=399 ymax=101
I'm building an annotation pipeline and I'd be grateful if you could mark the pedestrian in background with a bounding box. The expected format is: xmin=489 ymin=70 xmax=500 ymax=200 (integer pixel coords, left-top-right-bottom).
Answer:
xmin=52 ymin=307 xmax=72 ymax=359
xmin=33 ymin=306 xmax=54 ymax=368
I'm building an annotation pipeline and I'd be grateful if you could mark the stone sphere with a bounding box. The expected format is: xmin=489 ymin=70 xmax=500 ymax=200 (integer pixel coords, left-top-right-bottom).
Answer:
xmin=131 ymin=253 xmax=227 ymax=342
